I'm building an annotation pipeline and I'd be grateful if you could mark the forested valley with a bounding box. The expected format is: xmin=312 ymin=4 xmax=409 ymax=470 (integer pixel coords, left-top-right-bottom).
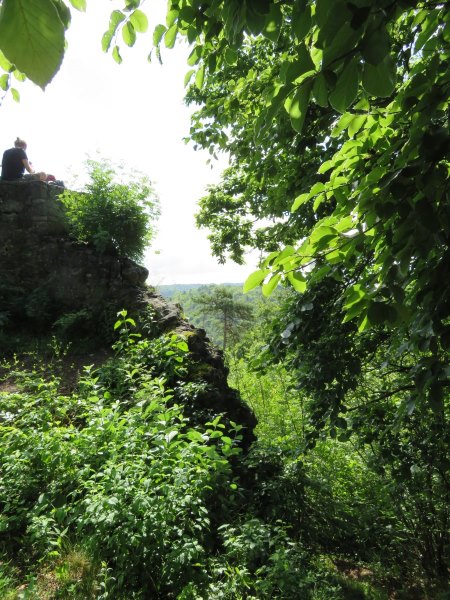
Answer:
xmin=0 ymin=0 xmax=449 ymax=598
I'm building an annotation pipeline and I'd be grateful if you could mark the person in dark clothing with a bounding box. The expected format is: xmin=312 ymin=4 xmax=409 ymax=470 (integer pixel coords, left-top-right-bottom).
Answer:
xmin=1 ymin=137 xmax=37 ymax=180
xmin=1 ymin=137 xmax=63 ymax=186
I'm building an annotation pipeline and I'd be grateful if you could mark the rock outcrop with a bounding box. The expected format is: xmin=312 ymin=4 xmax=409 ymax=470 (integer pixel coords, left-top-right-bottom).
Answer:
xmin=0 ymin=180 xmax=256 ymax=441
xmin=0 ymin=180 xmax=148 ymax=321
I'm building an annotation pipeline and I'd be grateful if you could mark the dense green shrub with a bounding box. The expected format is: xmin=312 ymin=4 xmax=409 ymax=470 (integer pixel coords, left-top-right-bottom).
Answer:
xmin=0 ymin=315 xmax=242 ymax=598
xmin=61 ymin=159 xmax=159 ymax=261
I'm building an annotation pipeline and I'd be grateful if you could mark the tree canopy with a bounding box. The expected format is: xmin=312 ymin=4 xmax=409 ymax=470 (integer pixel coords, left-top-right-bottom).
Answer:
xmin=176 ymin=1 xmax=450 ymax=420
xmin=184 ymin=285 xmax=254 ymax=351
xmin=160 ymin=2 xmax=449 ymax=576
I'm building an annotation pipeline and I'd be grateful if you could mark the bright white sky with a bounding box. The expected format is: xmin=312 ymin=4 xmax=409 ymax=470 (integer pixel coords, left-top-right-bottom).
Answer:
xmin=0 ymin=1 xmax=258 ymax=285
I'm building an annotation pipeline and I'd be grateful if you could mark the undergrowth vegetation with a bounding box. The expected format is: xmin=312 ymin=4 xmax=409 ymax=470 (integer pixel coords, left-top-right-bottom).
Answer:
xmin=0 ymin=311 xmax=389 ymax=599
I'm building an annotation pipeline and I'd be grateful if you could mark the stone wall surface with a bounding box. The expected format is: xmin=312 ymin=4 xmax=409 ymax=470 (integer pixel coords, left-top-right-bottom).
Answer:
xmin=0 ymin=180 xmax=148 ymax=315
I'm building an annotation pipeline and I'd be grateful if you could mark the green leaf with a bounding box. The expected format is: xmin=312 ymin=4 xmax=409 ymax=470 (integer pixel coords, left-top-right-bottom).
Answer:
xmin=361 ymin=26 xmax=390 ymax=65
xmin=0 ymin=73 xmax=9 ymax=90
xmin=102 ymin=11 xmax=126 ymax=52
xmin=333 ymin=417 xmax=347 ymax=430
xmin=316 ymin=1 xmax=350 ymax=49
xmin=414 ymin=9 xmax=440 ymax=52
xmin=246 ymin=0 xmax=271 ymax=17
xmin=186 ymin=25 xmax=197 ymax=44
xmin=208 ymin=52 xmax=217 ymax=73
xmin=165 ymin=430 xmax=178 ymax=443
xmin=101 ymin=31 xmax=112 ymax=53
xmin=243 ymin=269 xmax=270 ymax=292
xmin=315 ymin=0 xmax=336 ymax=28
xmin=443 ymin=16 xmax=450 ymax=43
xmin=367 ymin=301 xmax=397 ymax=325
xmin=122 ymin=22 xmax=136 ymax=47
xmin=0 ymin=0 xmax=65 ymax=89
xmin=165 ymin=24 xmax=178 ymax=49
xmin=262 ymin=273 xmax=281 ymax=297
xmin=343 ymin=297 xmax=367 ymax=322
xmin=153 ymin=23 xmax=167 ymax=46
xmin=309 ymin=181 xmax=325 ymax=196
xmin=187 ymin=45 xmax=202 ymax=66
xmin=187 ymin=430 xmax=205 ymax=442
xmin=310 ymin=225 xmax=338 ymax=246
xmin=357 ymin=313 xmax=370 ymax=332
xmin=246 ymin=2 xmax=266 ymax=36
xmin=282 ymin=44 xmax=315 ymax=84
xmin=284 ymin=81 xmax=312 ymax=133
xmin=331 ymin=112 xmax=354 ymax=137
xmin=222 ymin=1 xmax=245 ymax=42
xmin=68 ymin=0 xmax=86 ymax=10
xmin=274 ymin=246 xmax=296 ymax=268
xmin=362 ymin=55 xmax=396 ymax=97
xmin=262 ymin=4 xmax=282 ymax=42
xmin=52 ymin=0 xmax=71 ymax=29
xmin=287 ymin=271 xmax=307 ymax=293
xmin=322 ymin=22 xmax=361 ymax=69
xmin=166 ymin=8 xmax=179 ymax=28
xmin=291 ymin=193 xmax=309 ymax=212
xmin=312 ymin=72 xmax=328 ymax=107
xmin=224 ymin=48 xmax=238 ymax=66
xmin=184 ymin=68 xmax=195 ymax=87
xmin=313 ymin=193 xmax=325 ymax=211
xmin=195 ymin=64 xmax=205 ymax=89
xmin=112 ymin=45 xmax=122 ymax=64
xmin=262 ymin=250 xmax=280 ymax=267
xmin=348 ymin=114 xmax=367 ymax=137
xmin=318 ymin=159 xmax=334 ymax=174
xmin=0 ymin=49 xmax=13 ymax=71
xmin=130 ymin=9 xmax=148 ymax=33
xmin=291 ymin=3 xmax=312 ymax=42
xmin=10 ymin=87 xmax=20 ymax=102
xmin=329 ymin=58 xmax=359 ymax=113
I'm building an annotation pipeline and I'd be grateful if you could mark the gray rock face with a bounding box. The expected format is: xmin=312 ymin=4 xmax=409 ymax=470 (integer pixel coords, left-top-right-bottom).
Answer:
xmin=134 ymin=289 xmax=257 ymax=442
xmin=0 ymin=180 xmax=148 ymax=319
xmin=0 ymin=180 xmax=67 ymax=237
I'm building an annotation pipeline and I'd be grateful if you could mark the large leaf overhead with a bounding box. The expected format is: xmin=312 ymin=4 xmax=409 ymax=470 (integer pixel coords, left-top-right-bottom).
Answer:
xmin=0 ymin=0 xmax=65 ymax=88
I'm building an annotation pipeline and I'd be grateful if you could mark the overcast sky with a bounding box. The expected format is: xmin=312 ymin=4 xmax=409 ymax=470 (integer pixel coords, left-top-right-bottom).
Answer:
xmin=0 ymin=1 xmax=258 ymax=285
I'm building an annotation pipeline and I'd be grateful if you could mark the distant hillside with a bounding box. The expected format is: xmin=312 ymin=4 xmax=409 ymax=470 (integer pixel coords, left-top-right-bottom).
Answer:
xmin=156 ymin=283 xmax=287 ymax=350
xmin=158 ymin=282 xmax=243 ymax=299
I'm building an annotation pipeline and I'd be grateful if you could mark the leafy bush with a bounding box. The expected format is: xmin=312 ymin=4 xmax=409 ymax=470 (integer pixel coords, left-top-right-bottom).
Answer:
xmin=61 ymin=159 xmax=159 ymax=261
xmin=0 ymin=316 xmax=243 ymax=598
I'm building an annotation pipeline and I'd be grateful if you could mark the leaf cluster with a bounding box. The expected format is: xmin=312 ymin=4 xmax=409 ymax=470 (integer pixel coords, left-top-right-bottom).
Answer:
xmin=0 ymin=0 xmax=85 ymax=96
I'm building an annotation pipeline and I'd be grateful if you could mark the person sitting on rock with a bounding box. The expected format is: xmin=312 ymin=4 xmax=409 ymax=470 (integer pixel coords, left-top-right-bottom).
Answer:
xmin=1 ymin=137 xmax=48 ymax=182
